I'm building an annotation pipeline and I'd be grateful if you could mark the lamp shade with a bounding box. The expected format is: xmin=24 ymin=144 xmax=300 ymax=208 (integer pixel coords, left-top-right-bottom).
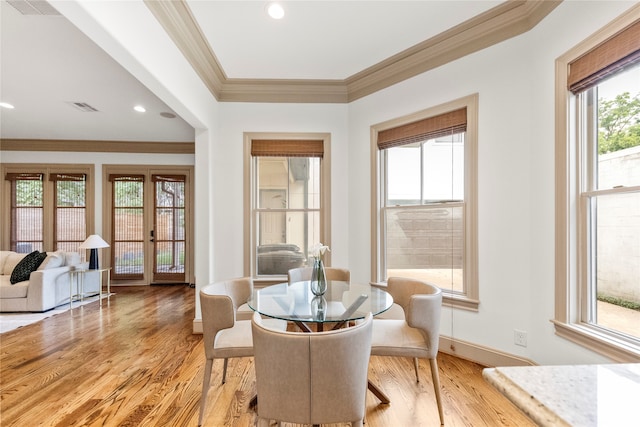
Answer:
xmin=79 ymin=234 xmax=110 ymax=249
xmin=79 ymin=235 xmax=109 ymax=270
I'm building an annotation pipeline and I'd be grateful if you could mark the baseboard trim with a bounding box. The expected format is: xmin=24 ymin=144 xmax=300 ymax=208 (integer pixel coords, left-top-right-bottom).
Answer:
xmin=193 ymin=319 xmax=202 ymax=334
xmin=439 ymin=335 xmax=536 ymax=367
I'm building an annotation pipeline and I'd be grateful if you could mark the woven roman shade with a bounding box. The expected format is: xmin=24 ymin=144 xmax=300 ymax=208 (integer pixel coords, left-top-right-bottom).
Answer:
xmin=251 ymin=139 xmax=324 ymax=158
xmin=377 ymin=108 xmax=467 ymax=150
xmin=151 ymin=174 xmax=186 ymax=182
xmin=568 ymin=20 xmax=640 ymax=94
xmin=49 ymin=173 xmax=86 ymax=181
xmin=109 ymin=174 xmax=145 ymax=182
xmin=5 ymin=172 xmax=43 ymax=181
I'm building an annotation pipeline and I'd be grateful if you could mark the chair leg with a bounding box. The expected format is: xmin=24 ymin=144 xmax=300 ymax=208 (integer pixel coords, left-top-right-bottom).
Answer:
xmin=429 ymin=357 xmax=445 ymax=426
xmin=413 ymin=357 xmax=420 ymax=382
xmin=198 ymin=359 xmax=213 ymax=426
xmin=222 ymin=358 xmax=228 ymax=384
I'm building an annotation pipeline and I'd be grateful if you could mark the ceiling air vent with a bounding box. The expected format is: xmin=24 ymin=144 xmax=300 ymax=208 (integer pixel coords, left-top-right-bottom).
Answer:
xmin=7 ymin=0 xmax=60 ymax=15
xmin=67 ymin=102 xmax=99 ymax=113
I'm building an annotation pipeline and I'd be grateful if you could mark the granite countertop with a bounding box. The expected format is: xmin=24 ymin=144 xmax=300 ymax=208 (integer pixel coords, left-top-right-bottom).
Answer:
xmin=483 ymin=363 xmax=640 ymax=426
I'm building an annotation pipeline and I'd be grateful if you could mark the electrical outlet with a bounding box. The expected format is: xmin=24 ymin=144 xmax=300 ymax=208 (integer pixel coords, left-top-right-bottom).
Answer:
xmin=514 ymin=329 xmax=527 ymax=347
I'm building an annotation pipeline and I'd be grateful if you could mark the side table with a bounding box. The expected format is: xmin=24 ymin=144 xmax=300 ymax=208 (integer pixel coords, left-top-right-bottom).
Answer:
xmin=69 ymin=267 xmax=111 ymax=308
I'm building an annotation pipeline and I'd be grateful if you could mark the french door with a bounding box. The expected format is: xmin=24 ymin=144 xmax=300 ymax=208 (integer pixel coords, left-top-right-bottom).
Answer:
xmin=105 ymin=166 xmax=193 ymax=285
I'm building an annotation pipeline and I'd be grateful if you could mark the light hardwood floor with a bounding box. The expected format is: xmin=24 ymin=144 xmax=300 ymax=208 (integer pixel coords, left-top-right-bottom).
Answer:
xmin=0 ymin=286 xmax=534 ymax=426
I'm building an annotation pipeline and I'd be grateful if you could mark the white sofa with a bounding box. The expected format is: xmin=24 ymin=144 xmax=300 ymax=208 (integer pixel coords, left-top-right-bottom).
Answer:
xmin=0 ymin=250 xmax=100 ymax=312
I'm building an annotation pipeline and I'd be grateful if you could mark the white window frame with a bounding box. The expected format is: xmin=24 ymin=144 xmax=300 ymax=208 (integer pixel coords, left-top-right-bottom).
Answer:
xmin=371 ymin=94 xmax=479 ymax=311
xmin=244 ymin=132 xmax=332 ymax=283
xmin=554 ymin=9 xmax=640 ymax=362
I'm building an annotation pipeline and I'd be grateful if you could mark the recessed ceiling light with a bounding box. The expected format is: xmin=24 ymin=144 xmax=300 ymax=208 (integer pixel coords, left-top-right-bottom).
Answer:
xmin=134 ymin=105 xmax=146 ymax=113
xmin=0 ymin=102 xmax=15 ymax=109
xmin=266 ymin=2 xmax=284 ymax=19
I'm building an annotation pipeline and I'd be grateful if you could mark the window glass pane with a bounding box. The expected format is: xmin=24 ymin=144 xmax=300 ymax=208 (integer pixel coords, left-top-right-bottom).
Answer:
xmin=580 ymin=61 xmax=640 ymax=345
xmin=256 ymin=210 xmax=319 ymax=275
xmin=385 ymin=205 xmax=463 ymax=292
xmin=12 ymin=180 xmax=43 ymax=252
xmin=591 ymin=192 xmax=640 ymax=339
xmin=387 ymin=144 xmax=421 ymax=205
xmin=254 ymin=150 xmax=322 ymax=276
xmin=257 ymin=157 xmax=289 ymax=209
xmin=55 ymin=180 xmax=86 ymax=251
xmin=596 ymin=65 xmax=640 ymax=189
xmin=288 ymin=157 xmax=320 ymax=209
xmin=423 ymin=133 xmax=464 ymax=202
xmin=257 ymin=157 xmax=320 ymax=210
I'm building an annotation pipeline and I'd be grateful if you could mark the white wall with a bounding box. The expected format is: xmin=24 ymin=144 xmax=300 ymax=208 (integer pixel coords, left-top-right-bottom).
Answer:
xmin=30 ymin=0 xmax=218 ymax=318
xmin=347 ymin=0 xmax=636 ymax=365
xmin=3 ymin=0 xmax=636 ymax=364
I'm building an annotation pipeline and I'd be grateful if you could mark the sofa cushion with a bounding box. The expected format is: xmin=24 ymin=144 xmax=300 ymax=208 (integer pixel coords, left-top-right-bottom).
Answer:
xmin=0 ymin=276 xmax=29 ymax=298
xmin=3 ymin=252 xmax=27 ymax=276
xmin=10 ymin=251 xmax=47 ymax=284
xmin=0 ymin=251 xmax=12 ymax=274
xmin=38 ymin=251 xmax=65 ymax=270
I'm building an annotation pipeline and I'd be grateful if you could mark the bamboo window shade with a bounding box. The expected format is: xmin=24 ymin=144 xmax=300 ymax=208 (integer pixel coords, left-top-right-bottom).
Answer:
xmin=568 ymin=20 xmax=640 ymax=94
xmin=251 ymin=139 xmax=324 ymax=158
xmin=49 ymin=173 xmax=86 ymax=181
xmin=5 ymin=173 xmax=43 ymax=181
xmin=377 ymin=108 xmax=467 ymax=150
xmin=151 ymin=174 xmax=186 ymax=182
xmin=109 ymin=174 xmax=145 ymax=182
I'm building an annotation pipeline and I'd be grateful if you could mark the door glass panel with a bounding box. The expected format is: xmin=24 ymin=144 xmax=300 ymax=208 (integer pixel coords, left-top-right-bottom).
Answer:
xmin=112 ymin=177 xmax=144 ymax=279
xmin=153 ymin=176 xmax=186 ymax=282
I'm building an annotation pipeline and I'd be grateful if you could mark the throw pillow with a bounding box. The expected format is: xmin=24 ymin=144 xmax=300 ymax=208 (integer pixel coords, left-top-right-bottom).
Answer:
xmin=10 ymin=251 xmax=47 ymax=284
xmin=64 ymin=252 xmax=81 ymax=267
xmin=38 ymin=251 xmax=65 ymax=270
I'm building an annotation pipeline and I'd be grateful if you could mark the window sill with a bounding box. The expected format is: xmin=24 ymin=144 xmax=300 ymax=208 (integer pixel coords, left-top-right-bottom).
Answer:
xmin=371 ymin=281 xmax=479 ymax=311
xmin=552 ymin=320 xmax=640 ymax=362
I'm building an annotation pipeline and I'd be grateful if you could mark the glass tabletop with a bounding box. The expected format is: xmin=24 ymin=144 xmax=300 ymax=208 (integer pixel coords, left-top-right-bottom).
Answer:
xmin=248 ymin=280 xmax=393 ymax=324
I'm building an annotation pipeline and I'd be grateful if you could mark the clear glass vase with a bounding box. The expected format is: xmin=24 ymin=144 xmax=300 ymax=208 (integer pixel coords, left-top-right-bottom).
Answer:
xmin=310 ymin=257 xmax=327 ymax=296
xmin=311 ymin=295 xmax=326 ymax=321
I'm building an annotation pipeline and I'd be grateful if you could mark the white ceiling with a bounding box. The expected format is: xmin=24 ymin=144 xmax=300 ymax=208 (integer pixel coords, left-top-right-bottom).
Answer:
xmin=0 ymin=0 xmax=503 ymax=143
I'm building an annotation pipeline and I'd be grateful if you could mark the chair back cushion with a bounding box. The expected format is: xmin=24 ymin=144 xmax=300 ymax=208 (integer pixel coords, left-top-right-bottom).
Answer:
xmin=288 ymin=267 xmax=350 ymax=284
xmin=200 ymin=279 xmax=252 ymax=360
xmin=252 ymin=312 xmax=372 ymax=425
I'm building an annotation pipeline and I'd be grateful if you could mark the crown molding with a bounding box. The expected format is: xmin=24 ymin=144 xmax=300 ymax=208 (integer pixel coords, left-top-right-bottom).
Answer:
xmin=0 ymin=139 xmax=195 ymax=154
xmin=144 ymin=0 xmax=226 ymax=97
xmin=146 ymin=0 xmax=561 ymax=104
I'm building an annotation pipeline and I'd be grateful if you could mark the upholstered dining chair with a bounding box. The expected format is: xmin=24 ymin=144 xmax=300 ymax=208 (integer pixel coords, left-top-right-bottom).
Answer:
xmin=370 ymin=277 xmax=444 ymax=425
xmin=252 ymin=311 xmax=373 ymax=427
xmin=198 ymin=278 xmax=285 ymax=426
xmin=287 ymin=266 xmax=350 ymax=284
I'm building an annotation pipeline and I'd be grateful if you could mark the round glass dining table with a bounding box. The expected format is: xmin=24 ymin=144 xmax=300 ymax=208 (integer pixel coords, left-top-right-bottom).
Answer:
xmin=248 ymin=280 xmax=393 ymax=332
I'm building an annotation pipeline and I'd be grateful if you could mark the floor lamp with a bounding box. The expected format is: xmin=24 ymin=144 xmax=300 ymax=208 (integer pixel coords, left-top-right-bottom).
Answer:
xmin=79 ymin=235 xmax=110 ymax=270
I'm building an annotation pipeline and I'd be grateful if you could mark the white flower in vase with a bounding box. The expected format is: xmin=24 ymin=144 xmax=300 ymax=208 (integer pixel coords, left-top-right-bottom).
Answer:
xmin=309 ymin=243 xmax=330 ymax=262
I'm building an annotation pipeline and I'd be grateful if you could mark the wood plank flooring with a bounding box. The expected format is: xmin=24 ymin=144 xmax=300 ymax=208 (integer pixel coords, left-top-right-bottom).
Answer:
xmin=0 ymin=286 xmax=534 ymax=426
